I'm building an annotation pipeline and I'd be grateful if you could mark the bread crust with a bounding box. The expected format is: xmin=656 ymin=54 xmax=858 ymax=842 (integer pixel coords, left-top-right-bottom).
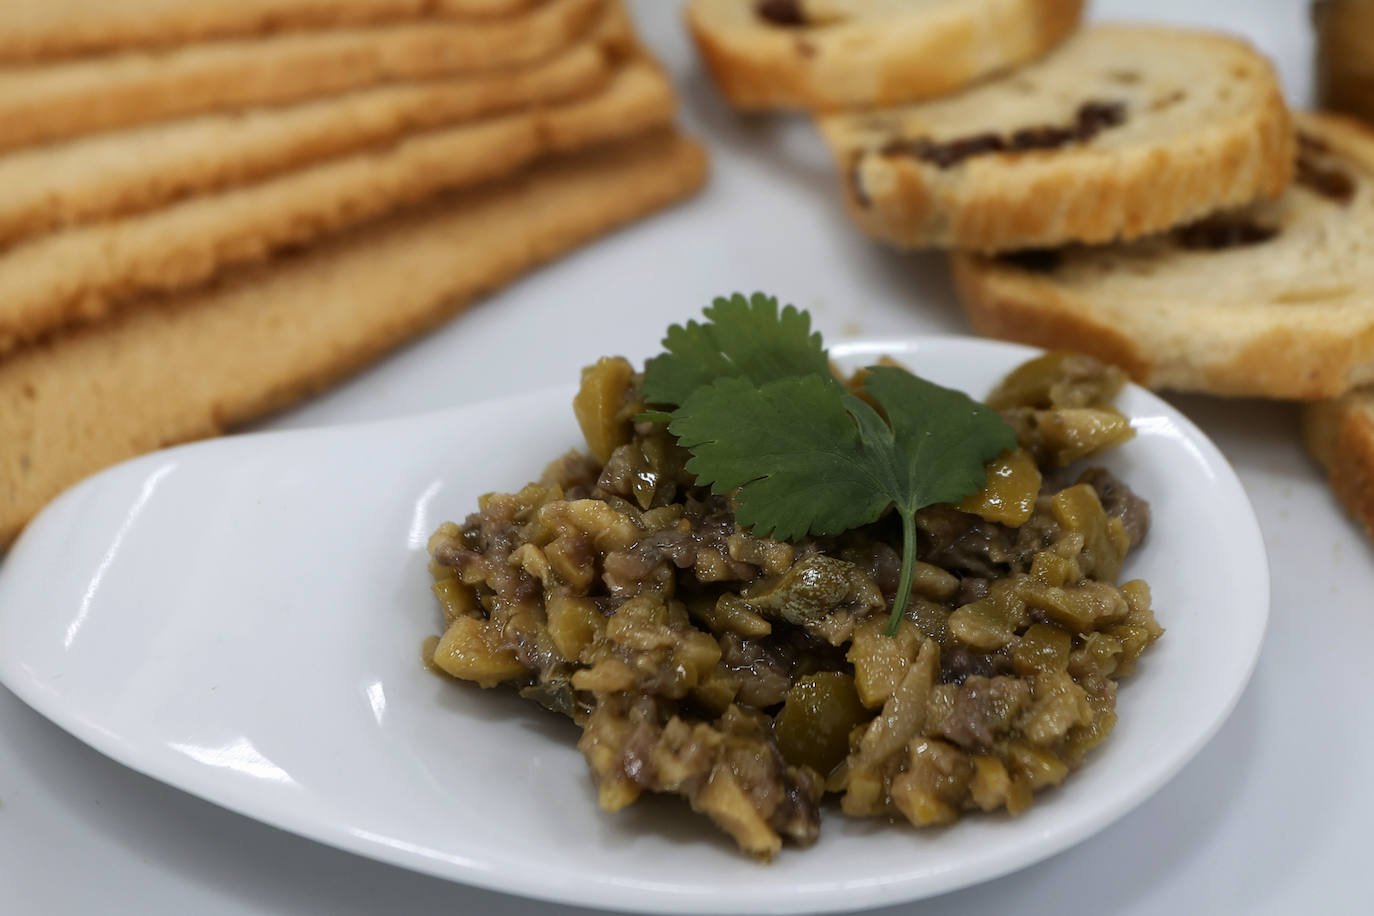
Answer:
xmin=823 ymin=25 xmax=1294 ymax=251
xmin=0 ymin=0 xmax=603 ymax=153
xmin=0 ymin=0 xmax=545 ymax=64
xmin=956 ymin=255 xmax=1374 ymax=398
xmin=0 ymin=36 xmax=620 ymax=249
xmin=0 ymin=130 xmax=708 ymax=549
xmin=0 ymin=56 xmax=676 ymax=355
xmin=686 ymin=0 xmax=1084 ymax=111
xmin=952 ymin=111 xmax=1374 ymax=399
xmin=1303 ymin=393 xmax=1374 ymax=544
xmin=951 ymin=259 xmax=1153 ymax=380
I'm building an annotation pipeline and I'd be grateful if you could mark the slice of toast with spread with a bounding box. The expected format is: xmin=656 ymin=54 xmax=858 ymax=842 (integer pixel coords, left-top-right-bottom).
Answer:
xmin=820 ymin=24 xmax=1293 ymax=251
xmin=687 ymin=0 xmax=1084 ymax=111
xmin=951 ymin=112 xmax=1373 ymax=400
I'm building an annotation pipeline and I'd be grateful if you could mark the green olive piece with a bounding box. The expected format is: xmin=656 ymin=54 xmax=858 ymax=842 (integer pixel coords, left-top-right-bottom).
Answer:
xmin=774 ymin=671 xmax=867 ymax=775
xmin=985 ymin=352 xmax=1128 ymax=410
xmin=957 ymin=448 xmax=1042 ymax=526
xmin=573 ymin=355 xmax=635 ymax=464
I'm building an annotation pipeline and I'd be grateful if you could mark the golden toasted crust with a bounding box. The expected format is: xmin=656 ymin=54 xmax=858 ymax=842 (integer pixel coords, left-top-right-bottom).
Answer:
xmin=952 ymin=260 xmax=1154 ymax=381
xmin=0 ymin=0 xmax=546 ymax=64
xmin=0 ymin=35 xmax=621 ymax=249
xmin=955 ymin=257 xmax=1374 ymax=398
xmin=686 ymin=0 xmax=1084 ymax=111
xmin=823 ymin=24 xmax=1294 ymax=251
xmin=0 ymin=56 xmax=675 ymax=354
xmin=1200 ymin=326 xmax=1374 ymax=399
xmin=0 ymin=130 xmax=708 ymax=550
xmin=952 ymin=111 xmax=1374 ymax=399
xmin=1303 ymin=392 xmax=1374 ymax=544
xmin=0 ymin=0 xmax=604 ymax=153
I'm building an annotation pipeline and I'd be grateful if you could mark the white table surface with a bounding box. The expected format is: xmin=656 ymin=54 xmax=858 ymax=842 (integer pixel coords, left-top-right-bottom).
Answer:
xmin=3 ymin=1 xmax=1369 ymax=913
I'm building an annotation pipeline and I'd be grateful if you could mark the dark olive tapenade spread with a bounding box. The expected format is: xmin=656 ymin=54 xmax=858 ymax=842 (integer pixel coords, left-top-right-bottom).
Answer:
xmin=425 ymin=352 xmax=1161 ymax=859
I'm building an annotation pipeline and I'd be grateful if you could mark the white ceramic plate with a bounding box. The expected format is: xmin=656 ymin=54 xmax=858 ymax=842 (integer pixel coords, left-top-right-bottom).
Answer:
xmin=0 ymin=337 xmax=1267 ymax=915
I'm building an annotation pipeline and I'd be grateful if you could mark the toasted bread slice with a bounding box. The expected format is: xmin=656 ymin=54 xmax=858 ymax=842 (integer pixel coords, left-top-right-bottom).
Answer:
xmin=686 ymin=0 xmax=1083 ymax=111
xmin=0 ymin=35 xmax=620 ymax=249
xmin=0 ymin=56 xmax=676 ymax=355
xmin=951 ymin=112 xmax=1374 ymax=400
xmin=0 ymin=0 xmax=604 ymax=153
xmin=0 ymin=0 xmax=544 ymax=63
xmin=820 ymin=24 xmax=1293 ymax=251
xmin=0 ymin=129 xmax=708 ymax=550
xmin=1304 ymin=388 xmax=1374 ymax=544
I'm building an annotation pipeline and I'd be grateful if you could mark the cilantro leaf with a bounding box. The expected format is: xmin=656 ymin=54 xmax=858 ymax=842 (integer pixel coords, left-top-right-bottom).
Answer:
xmin=669 ymin=376 xmax=893 ymax=541
xmin=862 ymin=366 xmax=1018 ymax=517
xmin=861 ymin=367 xmax=1018 ymax=634
xmin=671 ymin=364 xmax=1016 ymax=636
xmin=641 ymin=293 xmax=831 ymax=408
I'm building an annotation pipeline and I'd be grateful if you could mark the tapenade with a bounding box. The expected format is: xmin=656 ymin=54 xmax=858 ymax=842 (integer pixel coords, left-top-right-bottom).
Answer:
xmin=424 ymin=347 xmax=1161 ymax=859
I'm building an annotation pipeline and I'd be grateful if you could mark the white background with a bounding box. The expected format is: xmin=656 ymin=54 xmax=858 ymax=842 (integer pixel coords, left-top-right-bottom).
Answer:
xmin=2 ymin=1 xmax=1369 ymax=913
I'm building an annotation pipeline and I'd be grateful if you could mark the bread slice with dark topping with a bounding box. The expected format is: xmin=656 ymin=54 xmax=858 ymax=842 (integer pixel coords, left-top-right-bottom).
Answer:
xmin=820 ymin=24 xmax=1293 ymax=251
xmin=685 ymin=0 xmax=1084 ymax=111
xmin=951 ymin=112 xmax=1374 ymax=400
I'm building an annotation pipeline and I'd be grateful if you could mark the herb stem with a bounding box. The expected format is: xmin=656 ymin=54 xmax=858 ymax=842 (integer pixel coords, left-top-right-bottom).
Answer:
xmin=885 ymin=510 xmax=918 ymax=637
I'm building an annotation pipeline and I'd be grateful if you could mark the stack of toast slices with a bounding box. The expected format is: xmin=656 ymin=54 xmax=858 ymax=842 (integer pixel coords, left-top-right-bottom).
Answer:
xmin=0 ymin=0 xmax=709 ymax=549
xmin=689 ymin=0 xmax=1374 ymax=545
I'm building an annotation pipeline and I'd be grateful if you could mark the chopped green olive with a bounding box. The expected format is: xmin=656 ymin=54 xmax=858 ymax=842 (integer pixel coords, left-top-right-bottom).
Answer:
xmin=774 ymin=672 xmax=867 ymax=775
xmin=985 ymin=351 xmax=1128 ymax=410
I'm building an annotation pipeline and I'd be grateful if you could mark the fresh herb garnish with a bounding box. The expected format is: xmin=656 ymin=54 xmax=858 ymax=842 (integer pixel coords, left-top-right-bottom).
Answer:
xmin=644 ymin=294 xmax=1016 ymax=636
xmin=638 ymin=292 xmax=832 ymax=422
